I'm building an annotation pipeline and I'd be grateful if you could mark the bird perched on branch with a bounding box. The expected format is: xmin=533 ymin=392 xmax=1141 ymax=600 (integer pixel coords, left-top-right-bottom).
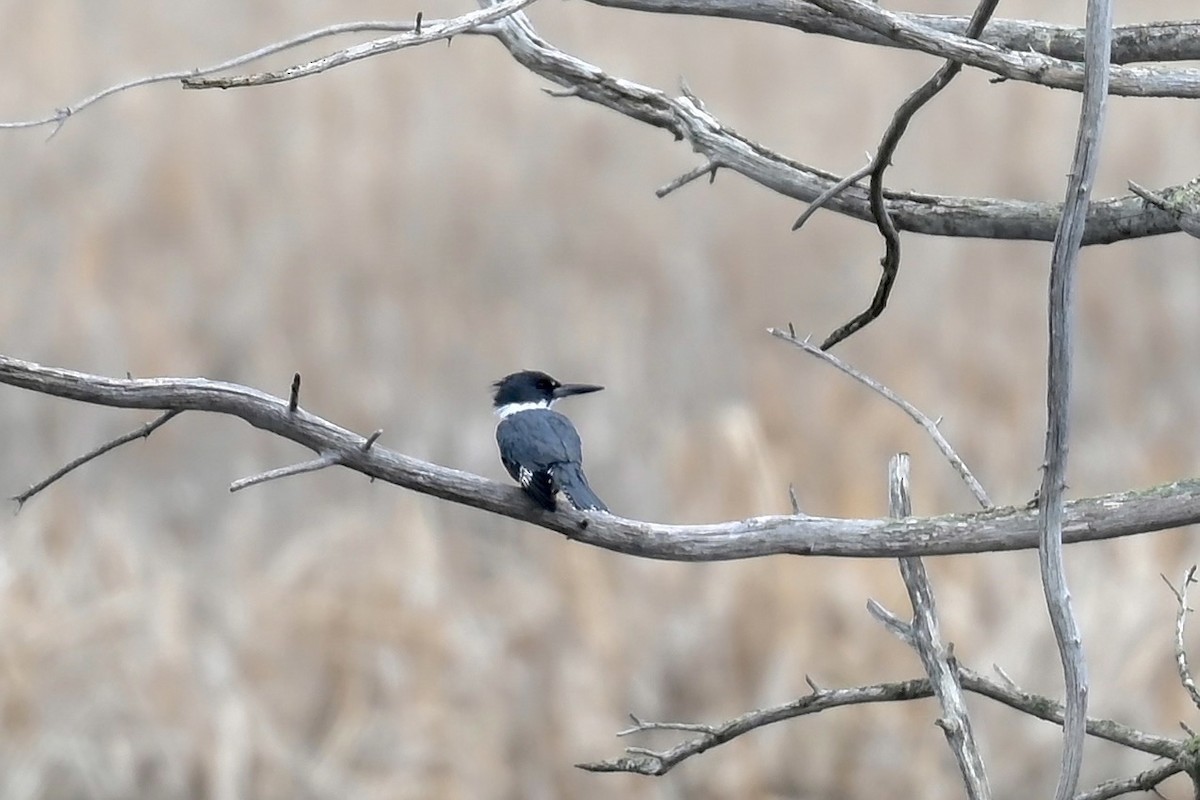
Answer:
xmin=492 ymin=370 xmax=608 ymax=513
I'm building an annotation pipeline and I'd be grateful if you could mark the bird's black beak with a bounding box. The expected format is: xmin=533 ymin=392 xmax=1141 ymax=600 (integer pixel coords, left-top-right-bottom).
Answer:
xmin=553 ymin=382 xmax=604 ymax=399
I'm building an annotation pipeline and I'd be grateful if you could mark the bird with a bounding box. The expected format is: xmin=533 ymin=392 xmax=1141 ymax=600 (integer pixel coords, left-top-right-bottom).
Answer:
xmin=492 ymin=370 xmax=609 ymax=513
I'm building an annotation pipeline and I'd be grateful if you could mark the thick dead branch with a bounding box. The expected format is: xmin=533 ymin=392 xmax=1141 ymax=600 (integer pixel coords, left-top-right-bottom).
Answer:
xmin=581 ymin=1 xmax=1200 ymax=66
xmin=6 ymin=354 xmax=1200 ymax=560
xmin=483 ymin=6 xmax=1183 ymax=244
xmin=1037 ymin=2 xmax=1113 ymax=797
xmin=779 ymin=0 xmax=1200 ymax=98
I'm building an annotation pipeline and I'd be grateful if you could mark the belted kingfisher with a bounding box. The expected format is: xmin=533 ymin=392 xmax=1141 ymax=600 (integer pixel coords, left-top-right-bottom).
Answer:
xmin=493 ymin=370 xmax=608 ymax=513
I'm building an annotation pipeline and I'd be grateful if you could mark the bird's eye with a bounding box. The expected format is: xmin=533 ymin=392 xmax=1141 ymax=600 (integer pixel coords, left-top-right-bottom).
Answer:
xmin=539 ymin=378 xmax=555 ymax=391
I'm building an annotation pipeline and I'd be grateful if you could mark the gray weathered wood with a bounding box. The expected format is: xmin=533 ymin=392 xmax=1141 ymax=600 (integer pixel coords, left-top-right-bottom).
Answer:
xmin=4 ymin=354 xmax=1200 ymax=561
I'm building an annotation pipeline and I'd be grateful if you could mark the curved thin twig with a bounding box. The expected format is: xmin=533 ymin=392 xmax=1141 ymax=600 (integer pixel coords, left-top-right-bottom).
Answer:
xmin=181 ymin=0 xmax=537 ymax=89
xmin=814 ymin=0 xmax=1000 ymax=350
xmin=12 ymin=410 xmax=181 ymax=507
xmin=0 ymin=21 xmax=458 ymax=135
xmin=770 ymin=328 xmax=991 ymax=508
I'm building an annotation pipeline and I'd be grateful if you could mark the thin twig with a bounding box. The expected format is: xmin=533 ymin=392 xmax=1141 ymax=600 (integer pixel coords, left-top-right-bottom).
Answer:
xmin=181 ymin=0 xmax=539 ymax=89
xmin=288 ymin=372 xmax=301 ymax=414
xmin=791 ymin=153 xmax=873 ymax=232
xmin=1038 ymin=1 xmax=1112 ymax=797
xmin=1165 ymin=567 xmax=1200 ymax=710
xmin=617 ymin=719 xmax=714 ymax=737
xmin=814 ymin=0 xmax=1002 ymax=350
xmin=656 ymin=160 xmax=720 ymax=198
xmin=230 ymin=453 xmax=341 ymax=493
xmin=12 ymin=410 xmax=181 ymax=508
xmin=769 ymin=327 xmax=991 ymax=508
xmin=1128 ymin=179 xmax=1200 ymax=239
xmin=0 ymin=21 xmax=466 ymax=135
xmin=787 ymin=483 xmax=802 ymax=515
xmin=1073 ymin=759 xmax=1187 ymax=800
xmin=866 ymin=597 xmax=914 ymax=644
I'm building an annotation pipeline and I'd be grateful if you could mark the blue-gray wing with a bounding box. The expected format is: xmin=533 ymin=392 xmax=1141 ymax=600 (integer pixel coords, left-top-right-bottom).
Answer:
xmin=496 ymin=410 xmax=606 ymax=512
xmin=496 ymin=409 xmax=583 ymax=474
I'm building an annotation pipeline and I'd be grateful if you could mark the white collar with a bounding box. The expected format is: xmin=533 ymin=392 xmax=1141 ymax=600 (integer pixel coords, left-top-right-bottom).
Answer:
xmin=494 ymin=400 xmax=551 ymax=419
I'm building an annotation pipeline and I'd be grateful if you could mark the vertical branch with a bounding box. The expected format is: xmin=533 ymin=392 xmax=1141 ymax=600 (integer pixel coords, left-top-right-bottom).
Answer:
xmin=1037 ymin=1 xmax=1113 ymax=798
xmin=889 ymin=454 xmax=992 ymax=800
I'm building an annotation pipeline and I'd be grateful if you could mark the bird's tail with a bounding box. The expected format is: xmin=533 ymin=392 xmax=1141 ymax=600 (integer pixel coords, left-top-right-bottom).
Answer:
xmin=551 ymin=463 xmax=609 ymax=513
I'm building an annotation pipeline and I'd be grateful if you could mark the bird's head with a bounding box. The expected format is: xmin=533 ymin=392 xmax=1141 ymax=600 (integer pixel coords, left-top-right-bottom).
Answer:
xmin=492 ymin=370 xmax=604 ymax=410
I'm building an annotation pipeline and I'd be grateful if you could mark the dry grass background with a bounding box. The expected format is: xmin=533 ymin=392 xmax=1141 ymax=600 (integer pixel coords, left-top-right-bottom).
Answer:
xmin=1 ymin=1 xmax=1199 ymax=798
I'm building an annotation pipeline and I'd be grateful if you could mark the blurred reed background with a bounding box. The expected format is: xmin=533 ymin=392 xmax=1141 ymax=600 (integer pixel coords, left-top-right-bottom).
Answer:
xmin=1 ymin=1 xmax=1199 ymax=797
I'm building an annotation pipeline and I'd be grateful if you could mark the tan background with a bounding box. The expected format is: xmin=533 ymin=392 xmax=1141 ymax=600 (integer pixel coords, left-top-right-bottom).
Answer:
xmin=2 ymin=1 xmax=1199 ymax=797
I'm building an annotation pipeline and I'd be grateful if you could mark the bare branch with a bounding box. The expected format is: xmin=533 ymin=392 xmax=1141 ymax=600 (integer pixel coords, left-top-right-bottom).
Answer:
xmin=790 ymin=153 xmax=872 ymax=232
xmin=0 ymin=21 xmax=461 ymax=134
xmin=11 ymin=410 xmax=181 ymax=508
xmin=581 ymin=1 xmax=1200 ymax=66
xmin=787 ymin=483 xmax=802 ymax=515
xmin=8 ymin=354 xmax=1200 ymax=560
xmin=778 ymin=0 xmax=1200 ymax=98
xmin=578 ymin=664 xmax=1181 ymax=776
xmin=1128 ymin=179 xmax=1200 ymax=240
xmin=811 ymin=0 xmax=1001 ymax=350
xmin=965 ymin=667 xmax=1178 ymax=759
xmin=1165 ymin=567 xmax=1200 ymax=711
xmin=866 ymin=597 xmax=915 ymax=644
xmin=229 ymin=452 xmax=342 ymax=493
xmin=655 ymin=160 xmax=720 ymax=198
xmin=1037 ymin=1 xmax=1111 ymax=796
xmin=577 ymin=678 xmax=934 ymax=775
xmin=888 ymin=453 xmax=991 ymax=800
xmin=1073 ymin=760 xmax=1188 ymax=800
xmin=616 ymin=718 xmax=714 ymax=737
xmin=181 ymin=0 xmax=539 ymax=90
xmin=1 ymin=7 xmax=1185 ymax=244
xmin=770 ymin=328 xmax=991 ymax=508
xmin=482 ymin=4 xmax=1177 ymax=244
